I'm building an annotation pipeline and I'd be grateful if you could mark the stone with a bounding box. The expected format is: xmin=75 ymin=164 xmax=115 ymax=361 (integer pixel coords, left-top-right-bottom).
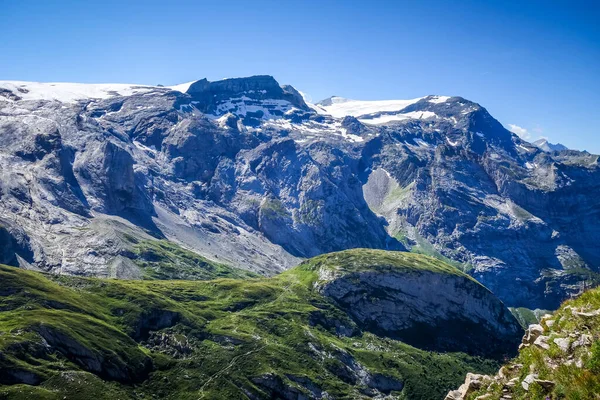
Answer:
xmin=522 ymin=373 xmax=539 ymax=391
xmin=445 ymin=390 xmax=463 ymax=400
xmin=534 ymin=335 xmax=550 ymax=350
xmin=522 ymin=324 xmax=544 ymax=345
xmin=444 ymin=373 xmax=492 ymax=400
xmin=534 ymin=379 xmax=556 ymax=391
xmin=553 ymin=337 xmax=570 ymax=352
xmin=572 ymin=308 xmax=600 ymax=318
xmin=545 ymin=319 xmax=555 ymax=328
xmin=572 ymin=334 xmax=593 ymax=349
xmin=505 ymin=377 xmax=519 ymax=388
xmin=317 ymin=260 xmax=522 ymax=358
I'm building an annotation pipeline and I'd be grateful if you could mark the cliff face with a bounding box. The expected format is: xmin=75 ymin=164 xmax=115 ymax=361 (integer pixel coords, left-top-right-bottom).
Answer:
xmin=1 ymin=77 xmax=599 ymax=309
xmin=308 ymin=250 xmax=522 ymax=359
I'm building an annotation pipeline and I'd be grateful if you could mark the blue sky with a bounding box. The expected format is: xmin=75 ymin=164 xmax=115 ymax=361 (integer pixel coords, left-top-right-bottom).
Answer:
xmin=1 ymin=0 xmax=599 ymax=152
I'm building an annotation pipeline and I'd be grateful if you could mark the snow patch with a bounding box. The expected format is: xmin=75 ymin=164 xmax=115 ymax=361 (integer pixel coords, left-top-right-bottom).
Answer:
xmin=168 ymin=81 xmax=196 ymax=93
xmin=446 ymin=137 xmax=459 ymax=146
xmin=0 ymin=81 xmax=160 ymax=103
xmin=517 ymin=144 xmax=535 ymax=152
xmin=359 ymin=111 xmax=437 ymax=125
xmin=317 ymin=96 xmax=424 ymax=118
xmin=340 ymin=128 xmax=364 ymax=142
xmin=413 ymin=138 xmax=430 ymax=148
xmin=428 ymin=96 xmax=451 ymax=104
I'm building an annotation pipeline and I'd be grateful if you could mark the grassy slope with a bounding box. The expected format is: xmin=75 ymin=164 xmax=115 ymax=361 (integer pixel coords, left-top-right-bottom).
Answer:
xmin=467 ymin=287 xmax=600 ymax=400
xmin=0 ymin=250 xmax=499 ymax=400
xmin=128 ymin=238 xmax=258 ymax=280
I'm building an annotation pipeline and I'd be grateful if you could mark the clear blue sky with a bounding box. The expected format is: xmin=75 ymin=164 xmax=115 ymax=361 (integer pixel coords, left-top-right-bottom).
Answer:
xmin=1 ymin=0 xmax=599 ymax=152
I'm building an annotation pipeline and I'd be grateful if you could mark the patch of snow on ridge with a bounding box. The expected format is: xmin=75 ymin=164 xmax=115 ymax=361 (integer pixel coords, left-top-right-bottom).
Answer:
xmin=360 ymin=111 xmax=437 ymax=125
xmin=168 ymin=81 xmax=196 ymax=93
xmin=517 ymin=144 xmax=535 ymax=152
xmin=428 ymin=95 xmax=451 ymax=104
xmin=0 ymin=81 xmax=159 ymax=103
xmin=413 ymin=138 xmax=430 ymax=148
xmin=340 ymin=128 xmax=364 ymax=142
xmin=446 ymin=137 xmax=459 ymax=146
xmin=318 ymin=96 xmax=424 ymax=118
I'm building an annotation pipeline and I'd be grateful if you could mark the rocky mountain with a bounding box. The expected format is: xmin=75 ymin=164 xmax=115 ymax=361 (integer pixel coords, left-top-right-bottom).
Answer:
xmin=446 ymin=283 xmax=600 ymax=400
xmin=532 ymin=138 xmax=568 ymax=153
xmin=0 ymin=250 xmax=522 ymax=400
xmin=0 ymin=76 xmax=599 ymax=309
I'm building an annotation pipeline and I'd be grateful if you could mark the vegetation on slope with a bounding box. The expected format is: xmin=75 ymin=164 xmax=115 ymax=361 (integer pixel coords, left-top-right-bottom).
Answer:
xmin=127 ymin=238 xmax=258 ymax=280
xmin=0 ymin=250 xmax=504 ymax=400
xmin=461 ymin=286 xmax=600 ymax=400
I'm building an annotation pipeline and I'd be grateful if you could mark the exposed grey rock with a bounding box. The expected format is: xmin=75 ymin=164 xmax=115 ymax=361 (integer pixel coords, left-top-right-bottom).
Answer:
xmin=315 ymin=259 xmax=522 ymax=358
xmin=553 ymin=337 xmax=570 ymax=352
xmin=444 ymin=373 xmax=492 ymax=400
xmin=522 ymin=324 xmax=545 ymax=345
xmin=571 ymin=308 xmax=600 ymax=317
xmin=571 ymin=333 xmax=593 ymax=350
xmin=534 ymin=335 xmax=550 ymax=350
xmin=521 ymin=373 xmax=538 ymax=391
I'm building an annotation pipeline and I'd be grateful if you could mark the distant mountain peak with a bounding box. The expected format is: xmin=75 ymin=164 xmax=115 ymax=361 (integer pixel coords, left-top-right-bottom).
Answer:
xmin=533 ymin=138 xmax=568 ymax=152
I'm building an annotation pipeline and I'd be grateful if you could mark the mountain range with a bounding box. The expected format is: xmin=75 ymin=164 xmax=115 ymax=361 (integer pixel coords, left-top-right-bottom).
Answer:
xmin=0 ymin=75 xmax=599 ymax=312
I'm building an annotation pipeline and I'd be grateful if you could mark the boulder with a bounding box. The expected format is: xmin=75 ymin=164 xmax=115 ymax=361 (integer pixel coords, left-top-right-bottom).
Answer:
xmin=534 ymin=335 xmax=550 ymax=350
xmin=522 ymin=324 xmax=544 ymax=345
xmin=522 ymin=373 xmax=539 ymax=391
xmin=444 ymin=373 xmax=492 ymax=400
xmin=572 ymin=333 xmax=593 ymax=349
xmin=572 ymin=308 xmax=600 ymax=318
xmin=553 ymin=337 xmax=570 ymax=352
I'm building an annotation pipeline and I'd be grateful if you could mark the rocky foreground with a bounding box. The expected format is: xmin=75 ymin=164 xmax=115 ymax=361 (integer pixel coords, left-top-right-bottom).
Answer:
xmin=0 ymin=249 xmax=521 ymax=400
xmin=446 ymin=285 xmax=600 ymax=400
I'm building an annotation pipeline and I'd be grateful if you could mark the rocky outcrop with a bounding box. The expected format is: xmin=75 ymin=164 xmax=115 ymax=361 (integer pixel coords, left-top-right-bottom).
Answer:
xmin=186 ymin=75 xmax=310 ymax=117
xmin=447 ymin=286 xmax=600 ymax=400
xmin=445 ymin=373 xmax=492 ymax=400
xmin=308 ymin=250 xmax=523 ymax=359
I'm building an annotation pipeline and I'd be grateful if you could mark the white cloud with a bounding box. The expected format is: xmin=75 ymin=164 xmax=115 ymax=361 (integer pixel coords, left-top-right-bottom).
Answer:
xmin=507 ymin=124 xmax=531 ymax=140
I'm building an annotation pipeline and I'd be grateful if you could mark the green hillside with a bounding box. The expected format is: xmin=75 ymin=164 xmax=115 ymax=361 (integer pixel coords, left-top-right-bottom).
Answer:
xmin=0 ymin=250 xmax=507 ymax=400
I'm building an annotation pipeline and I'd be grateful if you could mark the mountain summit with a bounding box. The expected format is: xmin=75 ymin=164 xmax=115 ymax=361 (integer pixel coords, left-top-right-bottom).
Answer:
xmin=533 ymin=138 xmax=568 ymax=152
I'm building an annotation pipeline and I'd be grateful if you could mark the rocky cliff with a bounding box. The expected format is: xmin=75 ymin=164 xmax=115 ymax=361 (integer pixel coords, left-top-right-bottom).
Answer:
xmin=0 ymin=76 xmax=598 ymax=309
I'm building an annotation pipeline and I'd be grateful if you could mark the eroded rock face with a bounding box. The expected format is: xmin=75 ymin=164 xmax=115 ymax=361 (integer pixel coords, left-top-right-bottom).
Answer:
xmin=315 ymin=257 xmax=522 ymax=359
